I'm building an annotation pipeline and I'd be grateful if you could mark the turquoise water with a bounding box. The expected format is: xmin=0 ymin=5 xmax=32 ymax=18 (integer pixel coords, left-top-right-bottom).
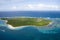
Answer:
xmin=0 ymin=20 xmax=7 ymax=26
xmin=0 ymin=18 xmax=60 ymax=40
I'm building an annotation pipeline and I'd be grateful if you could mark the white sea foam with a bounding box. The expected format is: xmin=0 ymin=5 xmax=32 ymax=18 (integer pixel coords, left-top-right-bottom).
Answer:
xmin=1 ymin=30 xmax=5 ymax=32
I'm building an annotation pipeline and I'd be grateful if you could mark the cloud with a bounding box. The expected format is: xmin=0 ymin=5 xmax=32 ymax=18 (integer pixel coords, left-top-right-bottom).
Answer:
xmin=12 ymin=6 xmax=17 ymax=10
xmin=27 ymin=4 xmax=34 ymax=8
xmin=0 ymin=3 xmax=60 ymax=11
xmin=24 ymin=4 xmax=60 ymax=10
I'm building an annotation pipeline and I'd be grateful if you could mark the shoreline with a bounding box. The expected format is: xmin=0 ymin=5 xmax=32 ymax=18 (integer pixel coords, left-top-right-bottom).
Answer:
xmin=1 ymin=18 xmax=53 ymax=30
xmin=7 ymin=24 xmax=32 ymax=30
xmin=7 ymin=21 xmax=53 ymax=30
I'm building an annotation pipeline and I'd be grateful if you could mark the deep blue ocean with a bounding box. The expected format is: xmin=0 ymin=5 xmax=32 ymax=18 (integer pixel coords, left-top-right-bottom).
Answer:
xmin=0 ymin=11 xmax=60 ymax=40
xmin=0 ymin=11 xmax=60 ymax=18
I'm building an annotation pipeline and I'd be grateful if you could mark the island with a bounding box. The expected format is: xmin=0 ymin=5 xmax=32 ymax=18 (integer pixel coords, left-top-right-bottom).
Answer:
xmin=0 ymin=17 xmax=52 ymax=27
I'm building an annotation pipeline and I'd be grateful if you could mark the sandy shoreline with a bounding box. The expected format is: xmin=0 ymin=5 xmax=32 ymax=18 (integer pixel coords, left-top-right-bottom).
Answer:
xmin=7 ymin=21 xmax=53 ymax=30
xmin=0 ymin=17 xmax=53 ymax=30
xmin=7 ymin=24 xmax=30 ymax=30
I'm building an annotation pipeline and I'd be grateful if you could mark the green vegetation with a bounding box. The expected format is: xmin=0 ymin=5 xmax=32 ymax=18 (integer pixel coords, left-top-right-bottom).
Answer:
xmin=1 ymin=18 xmax=52 ymax=27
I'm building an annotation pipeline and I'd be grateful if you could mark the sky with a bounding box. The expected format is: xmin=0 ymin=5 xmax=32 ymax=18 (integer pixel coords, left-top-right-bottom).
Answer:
xmin=0 ymin=0 xmax=60 ymax=11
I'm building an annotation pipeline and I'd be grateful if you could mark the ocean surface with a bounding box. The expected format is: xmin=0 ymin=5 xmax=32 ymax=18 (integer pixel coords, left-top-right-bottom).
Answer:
xmin=0 ymin=11 xmax=60 ymax=18
xmin=0 ymin=11 xmax=60 ymax=40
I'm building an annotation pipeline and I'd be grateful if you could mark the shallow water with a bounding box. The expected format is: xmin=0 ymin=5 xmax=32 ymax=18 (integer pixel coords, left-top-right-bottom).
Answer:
xmin=0 ymin=18 xmax=60 ymax=40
